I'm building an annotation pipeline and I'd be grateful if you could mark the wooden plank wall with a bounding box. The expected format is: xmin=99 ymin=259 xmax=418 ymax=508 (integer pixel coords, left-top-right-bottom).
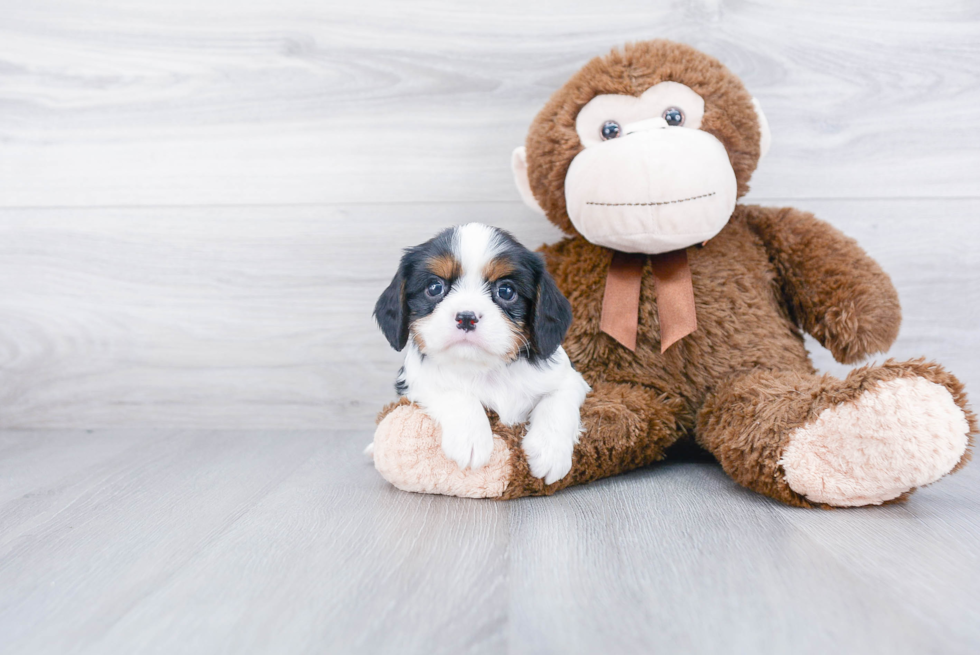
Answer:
xmin=1 ymin=0 xmax=978 ymax=429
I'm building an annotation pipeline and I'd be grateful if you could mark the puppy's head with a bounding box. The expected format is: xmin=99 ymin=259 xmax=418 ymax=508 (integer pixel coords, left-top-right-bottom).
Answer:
xmin=374 ymin=223 xmax=572 ymax=366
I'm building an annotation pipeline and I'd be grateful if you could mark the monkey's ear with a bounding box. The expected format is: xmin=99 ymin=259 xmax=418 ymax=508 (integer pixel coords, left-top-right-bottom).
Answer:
xmin=373 ymin=265 xmax=410 ymax=351
xmin=751 ymin=98 xmax=772 ymax=160
xmin=531 ymin=268 xmax=573 ymax=360
xmin=512 ymin=147 xmax=546 ymax=216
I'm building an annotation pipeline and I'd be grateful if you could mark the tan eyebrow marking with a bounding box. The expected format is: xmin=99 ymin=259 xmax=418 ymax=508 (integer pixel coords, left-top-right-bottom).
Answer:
xmin=427 ymin=254 xmax=461 ymax=280
xmin=483 ymin=257 xmax=514 ymax=282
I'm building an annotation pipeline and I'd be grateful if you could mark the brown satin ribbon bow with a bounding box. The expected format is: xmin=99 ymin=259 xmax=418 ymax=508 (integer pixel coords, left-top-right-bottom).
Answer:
xmin=600 ymin=249 xmax=697 ymax=353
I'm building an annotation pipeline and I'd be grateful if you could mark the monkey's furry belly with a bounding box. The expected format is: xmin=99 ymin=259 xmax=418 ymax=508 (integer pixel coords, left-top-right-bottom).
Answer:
xmin=544 ymin=209 xmax=813 ymax=412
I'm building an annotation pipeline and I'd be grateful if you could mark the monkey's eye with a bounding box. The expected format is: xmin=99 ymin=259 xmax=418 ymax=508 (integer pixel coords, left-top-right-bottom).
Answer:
xmin=495 ymin=281 xmax=516 ymax=303
xmin=600 ymin=120 xmax=622 ymax=140
xmin=663 ymin=107 xmax=685 ymax=126
xmin=425 ymin=279 xmax=445 ymax=299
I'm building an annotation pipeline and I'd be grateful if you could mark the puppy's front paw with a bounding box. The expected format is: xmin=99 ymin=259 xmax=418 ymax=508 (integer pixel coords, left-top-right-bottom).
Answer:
xmin=523 ymin=427 xmax=575 ymax=485
xmin=440 ymin=419 xmax=494 ymax=470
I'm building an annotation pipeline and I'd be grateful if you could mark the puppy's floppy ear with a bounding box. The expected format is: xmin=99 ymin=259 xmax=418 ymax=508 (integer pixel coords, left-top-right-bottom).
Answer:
xmin=374 ymin=261 xmax=410 ymax=351
xmin=531 ymin=264 xmax=573 ymax=360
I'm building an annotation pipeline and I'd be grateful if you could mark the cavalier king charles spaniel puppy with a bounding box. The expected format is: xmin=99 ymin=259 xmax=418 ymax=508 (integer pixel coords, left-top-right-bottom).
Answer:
xmin=374 ymin=223 xmax=590 ymax=484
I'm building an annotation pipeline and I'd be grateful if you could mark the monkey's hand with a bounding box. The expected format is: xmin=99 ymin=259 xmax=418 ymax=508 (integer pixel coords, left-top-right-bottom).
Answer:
xmin=745 ymin=205 xmax=901 ymax=364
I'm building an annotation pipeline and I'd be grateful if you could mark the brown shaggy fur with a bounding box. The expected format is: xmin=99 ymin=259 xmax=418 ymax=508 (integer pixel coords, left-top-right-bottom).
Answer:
xmin=511 ymin=40 xmax=975 ymax=503
xmin=377 ymin=39 xmax=975 ymax=506
xmin=486 ymin=206 xmax=975 ymax=503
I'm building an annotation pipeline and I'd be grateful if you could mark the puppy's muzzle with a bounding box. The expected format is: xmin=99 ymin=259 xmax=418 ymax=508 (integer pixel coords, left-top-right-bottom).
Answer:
xmin=455 ymin=311 xmax=479 ymax=332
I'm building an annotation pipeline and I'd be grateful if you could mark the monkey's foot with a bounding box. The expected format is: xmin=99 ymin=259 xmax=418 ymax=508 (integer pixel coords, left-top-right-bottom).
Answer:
xmin=779 ymin=377 xmax=970 ymax=506
xmin=371 ymin=403 xmax=512 ymax=498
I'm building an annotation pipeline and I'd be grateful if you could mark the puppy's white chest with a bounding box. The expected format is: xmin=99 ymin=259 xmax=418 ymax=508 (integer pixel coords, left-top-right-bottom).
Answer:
xmin=402 ymin=345 xmax=571 ymax=429
xmin=478 ymin=371 xmax=537 ymax=426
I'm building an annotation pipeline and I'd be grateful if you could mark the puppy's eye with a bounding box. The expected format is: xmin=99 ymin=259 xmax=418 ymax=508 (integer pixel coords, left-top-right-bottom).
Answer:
xmin=495 ymin=282 xmax=516 ymax=302
xmin=600 ymin=120 xmax=621 ymax=140
xmin=663 ymin=107 xmax=684 ymax=126
xmin=425 ymin=279 xmax=445 ymax=298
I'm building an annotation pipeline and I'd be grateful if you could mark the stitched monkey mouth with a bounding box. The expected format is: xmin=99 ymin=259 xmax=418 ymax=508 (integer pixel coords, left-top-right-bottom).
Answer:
xmin=585 ymin=191 xmax=716 ymax=207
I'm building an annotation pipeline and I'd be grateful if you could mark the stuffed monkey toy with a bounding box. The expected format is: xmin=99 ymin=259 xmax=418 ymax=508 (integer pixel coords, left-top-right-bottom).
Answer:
xmin=371 ymin=40 xmax=975 ymax=507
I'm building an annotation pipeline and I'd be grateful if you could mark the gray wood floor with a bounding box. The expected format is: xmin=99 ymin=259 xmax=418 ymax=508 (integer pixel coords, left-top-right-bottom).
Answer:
xmin=1 ymin=1 xmax=979 ymax=653
xmin=1 ymin=429 xmax=978 ymax=654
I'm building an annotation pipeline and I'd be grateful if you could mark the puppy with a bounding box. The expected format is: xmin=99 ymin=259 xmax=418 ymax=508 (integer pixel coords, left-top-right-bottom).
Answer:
xmin=373 ymin=223 xmax=590 ymax=484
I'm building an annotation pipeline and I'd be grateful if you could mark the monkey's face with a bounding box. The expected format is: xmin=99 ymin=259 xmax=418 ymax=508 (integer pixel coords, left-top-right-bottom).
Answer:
xmin=563 ymin=81 xmax=738 ymax=254
xmin=513 ymin=40 xmax=771 ymax=252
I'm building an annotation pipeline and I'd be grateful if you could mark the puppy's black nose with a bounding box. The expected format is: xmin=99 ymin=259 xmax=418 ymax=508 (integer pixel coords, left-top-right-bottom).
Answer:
xmin=455 ymin=311 xmax=479 ymax=332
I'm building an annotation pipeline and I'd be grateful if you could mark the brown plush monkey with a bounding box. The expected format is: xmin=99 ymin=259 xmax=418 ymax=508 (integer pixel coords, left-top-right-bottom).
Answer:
xmin=372 ymin=40 xmax=975 ymax=507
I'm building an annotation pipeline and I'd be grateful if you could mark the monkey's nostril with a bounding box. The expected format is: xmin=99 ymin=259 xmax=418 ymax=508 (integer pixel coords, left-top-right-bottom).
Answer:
xmin=455 ymin=311 xmax=479 ymax=332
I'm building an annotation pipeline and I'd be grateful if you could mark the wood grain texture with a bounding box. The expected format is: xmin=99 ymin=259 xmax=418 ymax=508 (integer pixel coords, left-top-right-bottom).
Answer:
xmin=1 ymin=199 xmax=977 ymax=429
xmin=0 ymin=0 xmax=978 ymax=207
xmin=1 ymin=0 xmax=978 ymax=427
xmin=509 ymin=465 xmax=980 ymax=654
xmin=2 ymin=4 xmax=978 ymax=653
xmin=1 ymin=429 xmax=977 ymax=654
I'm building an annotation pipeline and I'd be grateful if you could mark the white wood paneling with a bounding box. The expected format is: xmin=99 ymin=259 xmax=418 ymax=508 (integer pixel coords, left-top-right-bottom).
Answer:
xmin=0 ymin=0 xmax=978 ymax=207
xmin=2 ymin=0 xmax=977 ymax=428
xmin=1 ymin=199 xmax=977 ymax=429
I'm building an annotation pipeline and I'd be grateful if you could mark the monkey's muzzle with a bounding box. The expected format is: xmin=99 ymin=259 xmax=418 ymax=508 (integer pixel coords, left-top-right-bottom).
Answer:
xmin=564 ymin=124 xmax=738 ymax=254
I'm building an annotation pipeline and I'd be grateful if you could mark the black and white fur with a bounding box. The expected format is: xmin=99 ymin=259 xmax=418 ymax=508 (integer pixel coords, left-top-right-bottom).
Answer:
xmin=374 ymin=223 xmax=590 ymax=484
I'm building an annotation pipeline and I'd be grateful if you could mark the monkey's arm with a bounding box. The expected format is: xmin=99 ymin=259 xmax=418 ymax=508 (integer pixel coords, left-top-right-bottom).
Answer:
xmin=744 ymin=204 xmax=901 ymax=364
